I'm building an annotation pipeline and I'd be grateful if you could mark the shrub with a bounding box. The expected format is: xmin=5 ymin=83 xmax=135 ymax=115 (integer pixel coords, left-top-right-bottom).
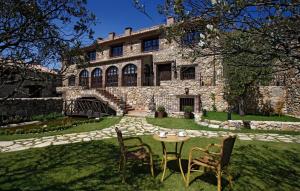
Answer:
xmin=157 ymin=105 xmax=166 ymax=113
xmin=210 ymin=93 xmax=217 ymax=112
xmin=183 ymin=106 xmax=193 ymax=113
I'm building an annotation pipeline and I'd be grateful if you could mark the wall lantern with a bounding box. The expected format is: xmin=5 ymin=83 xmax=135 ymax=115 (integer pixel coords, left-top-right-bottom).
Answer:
xmin=172 ymin=60 xmax=177 ymax=79
xmin=185 ymin=87 xmax=189 ymax=95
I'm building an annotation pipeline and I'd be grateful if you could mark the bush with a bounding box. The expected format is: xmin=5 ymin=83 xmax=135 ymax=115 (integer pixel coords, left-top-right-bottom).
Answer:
xmin=157 ymin=105 xmax=166 ymax=113
xmin=183 ymin=106 xmax=193 ymax=113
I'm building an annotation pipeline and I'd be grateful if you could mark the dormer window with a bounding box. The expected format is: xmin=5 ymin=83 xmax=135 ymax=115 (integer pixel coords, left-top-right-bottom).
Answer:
xmin=110 ymin=44 xmax=123 ymax=57
xmin=182 ymin=31 xmax=201 ymax=45
xmin=88 ymin=51 xmax=96 ymax=61
xmin=142 ymin=37 xmax=159 ymax=52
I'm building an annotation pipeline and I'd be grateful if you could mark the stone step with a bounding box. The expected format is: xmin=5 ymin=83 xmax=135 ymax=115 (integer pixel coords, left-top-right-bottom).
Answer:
xmin=125 ymin=110 xmax=149 ymax=117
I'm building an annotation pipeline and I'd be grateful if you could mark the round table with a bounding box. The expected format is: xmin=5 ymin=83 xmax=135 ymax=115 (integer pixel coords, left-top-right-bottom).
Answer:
xmin=153 ymin=134 xmax=190 ymax=182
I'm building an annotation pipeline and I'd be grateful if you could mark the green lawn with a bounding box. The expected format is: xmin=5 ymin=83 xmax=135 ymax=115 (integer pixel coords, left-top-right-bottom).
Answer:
xmin=0 ymin=136 xmax=299 ymax=190
xmin=0 ymin=117 xmax=121 ymax=141
xmin=147 ymin=117 xmax=300 ymax=135
xmin=203 ymin=111 xmax=300 ymax=122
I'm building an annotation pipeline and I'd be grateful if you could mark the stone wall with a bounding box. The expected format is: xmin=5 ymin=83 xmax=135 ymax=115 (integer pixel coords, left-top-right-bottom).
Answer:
xmin=0 ymin=97 xmax=63 ymax=118
xmin=197 ymin=119 xmax=300 ymax=131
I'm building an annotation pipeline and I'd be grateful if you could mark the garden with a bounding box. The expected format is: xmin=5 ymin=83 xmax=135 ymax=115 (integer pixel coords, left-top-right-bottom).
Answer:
xmin=0 ymin=136 xmax=299 ymax=191
xmin=0 ymin=113 xmax=121 ymax=141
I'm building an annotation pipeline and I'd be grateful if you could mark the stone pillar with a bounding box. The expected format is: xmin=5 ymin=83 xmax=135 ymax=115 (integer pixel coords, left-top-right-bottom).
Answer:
xmin=118 ymin=65 xmax=122 ymax=87
xmin=153 ymin=63 xmax=157 ymax=86
xmin=137 ymin=60 xmax=142 ymax=86
xmin=102 ymin=66 xmax=106 ymax=88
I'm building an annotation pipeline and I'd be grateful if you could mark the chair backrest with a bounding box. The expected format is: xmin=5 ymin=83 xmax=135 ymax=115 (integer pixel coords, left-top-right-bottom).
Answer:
xmin=220 ymin=135 xmax=236 ymax=168
xmin=115 ymin=127 xmax=126 ymax=154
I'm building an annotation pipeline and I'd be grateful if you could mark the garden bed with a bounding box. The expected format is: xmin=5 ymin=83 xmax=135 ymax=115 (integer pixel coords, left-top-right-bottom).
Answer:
xmin=202 ymin=111 xmax=300 ymax=122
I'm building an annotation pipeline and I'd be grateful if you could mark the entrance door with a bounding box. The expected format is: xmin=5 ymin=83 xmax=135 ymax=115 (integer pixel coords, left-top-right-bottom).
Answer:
xmin=157 ymin=63 xmax=171 ymax=85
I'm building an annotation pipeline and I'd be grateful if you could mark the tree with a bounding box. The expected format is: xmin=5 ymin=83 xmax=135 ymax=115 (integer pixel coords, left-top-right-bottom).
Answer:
xmin=222 ymin=32 xmax=273 ymax=115
xmin=0 ymin=0 xmax=96 ymax=98
xmin=134 ymin=0 xmax=300 ymax=115
xmin=153 ymin=0 xmax=300 ymax=74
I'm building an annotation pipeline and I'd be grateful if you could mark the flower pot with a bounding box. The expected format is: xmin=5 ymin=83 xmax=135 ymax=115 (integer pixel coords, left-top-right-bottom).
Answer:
xmin=157 ymin=111 xmax=165 ymax=118
xmin=184 ymin=112 xmax=193 ymax=119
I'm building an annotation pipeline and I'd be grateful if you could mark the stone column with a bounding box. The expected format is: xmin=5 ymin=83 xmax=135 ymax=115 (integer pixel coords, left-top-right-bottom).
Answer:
xmin=153 ymin=63 xmax=157 ymax=86
xmin=102 ymin=66 xmax=106 ymax=88
xmin=118 ymin=65 xmax=122 ymax=87
xmin=137 ymin=60 xmax=142 ymax=86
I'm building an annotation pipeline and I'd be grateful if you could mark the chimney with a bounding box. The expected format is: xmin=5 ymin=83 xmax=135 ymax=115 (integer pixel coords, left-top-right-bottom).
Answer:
xmin=125 ymin=27 xmax=132 ymax=36
xmin=108 ymin=32 xmax=115 ymax=40
xmin=97 ymin=37 xmax=104 ymax=43
xmin=167 ymin=16 xmax=174 ymax=26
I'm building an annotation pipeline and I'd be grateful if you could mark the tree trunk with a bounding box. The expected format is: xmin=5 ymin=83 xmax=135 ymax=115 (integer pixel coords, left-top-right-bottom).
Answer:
xmin=238 ymin=97 xmax=245 ymax=116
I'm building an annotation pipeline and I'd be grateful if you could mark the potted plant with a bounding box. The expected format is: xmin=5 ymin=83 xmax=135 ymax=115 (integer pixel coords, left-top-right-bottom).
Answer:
xmin=156 ymin=105 xmax=166 ymax=118
xmin=184 ymin=106 xmax=194 ymax=119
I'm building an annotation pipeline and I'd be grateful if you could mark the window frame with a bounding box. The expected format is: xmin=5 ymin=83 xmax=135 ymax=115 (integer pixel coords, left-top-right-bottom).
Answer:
xmin=142 ymin=37 xmax=159 ymax=52
xmin=110 ymin=44 xmax=123 ymax=57
xmin=88 ymin=51 xmax=96 ymax=61
xmin=180 ymin=66 xmax=196 ymax=80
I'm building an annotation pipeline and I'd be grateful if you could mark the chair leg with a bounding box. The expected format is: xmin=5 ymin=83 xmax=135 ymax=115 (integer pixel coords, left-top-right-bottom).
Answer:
xmin=217 ymin=169 xmax=222 ymax=191
xmin=118 ymin=157 xmax=123 ymax=172
xmin=149 ymin=155 xmax=154 ymax=177
xmin=185 ymin=161 xmax=191 ymax=187
xmin=121 ymin=159 xmax=126 ymax=183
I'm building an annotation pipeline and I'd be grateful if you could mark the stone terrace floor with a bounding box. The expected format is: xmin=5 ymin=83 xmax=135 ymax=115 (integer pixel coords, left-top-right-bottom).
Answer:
xmin=1 ymin=116 xmax=299 ymax=152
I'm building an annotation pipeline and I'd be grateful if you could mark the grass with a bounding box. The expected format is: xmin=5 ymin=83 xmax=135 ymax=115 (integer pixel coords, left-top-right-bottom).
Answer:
xmin=0 ymin=136 xmax=299 ymax=190
xmin=203 ymin=111 xmax=300 ymax=122
xmin=0 ymin=117 xmax=121 ymax=141
xmin=146 ymin=117 xmax=300 ymax=135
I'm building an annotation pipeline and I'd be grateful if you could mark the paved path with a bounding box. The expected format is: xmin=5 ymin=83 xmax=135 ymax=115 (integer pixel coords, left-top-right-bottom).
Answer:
xmin=1 ymin=117 xmax=299 ymax=152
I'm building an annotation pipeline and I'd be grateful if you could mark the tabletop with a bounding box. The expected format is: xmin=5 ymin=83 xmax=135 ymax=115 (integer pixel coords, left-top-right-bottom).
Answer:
xmin=153 ymin=134 xmax=190 ymax=143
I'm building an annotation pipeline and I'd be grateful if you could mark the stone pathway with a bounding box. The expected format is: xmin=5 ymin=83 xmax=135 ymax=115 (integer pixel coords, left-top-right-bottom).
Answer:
xmin=1 ymin=117 xmax=299 ymax=152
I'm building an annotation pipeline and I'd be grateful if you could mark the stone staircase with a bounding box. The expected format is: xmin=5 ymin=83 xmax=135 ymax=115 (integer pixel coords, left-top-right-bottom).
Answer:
xmin=96 ymin=89 xmax=134 ymax=114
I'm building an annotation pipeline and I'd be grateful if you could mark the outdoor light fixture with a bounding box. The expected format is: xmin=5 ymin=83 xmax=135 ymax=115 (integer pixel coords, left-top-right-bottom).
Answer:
xmin=172 ymin=60 xmax=177 ymax=79
xmin=185 ymin=87 xmax=189 ymax=95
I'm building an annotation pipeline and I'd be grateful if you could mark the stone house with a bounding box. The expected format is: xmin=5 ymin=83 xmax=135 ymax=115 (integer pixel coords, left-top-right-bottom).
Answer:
xmin=0 ymin=63 xmax=61 ymax=98
xmin=58 ymin=17 xmax=300 ymax=117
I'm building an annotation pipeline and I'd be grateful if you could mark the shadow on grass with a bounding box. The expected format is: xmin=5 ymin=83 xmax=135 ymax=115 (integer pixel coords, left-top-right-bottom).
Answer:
xmin=175 ymin=144 xmax=300 ymax=191
xmin=0 ymin=141 xmax=161 ymax=191
xmin=229 ymin=144 xmax=300 ymax=191
xmin=0 ymin=140 xmax=299 ymax=191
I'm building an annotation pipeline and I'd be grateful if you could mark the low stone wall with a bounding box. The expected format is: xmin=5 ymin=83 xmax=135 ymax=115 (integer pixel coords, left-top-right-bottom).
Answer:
xmin=0 ymin=97 xmax=63 ymax=118
xmin=196 ymin=118 xmax=300 ymax=131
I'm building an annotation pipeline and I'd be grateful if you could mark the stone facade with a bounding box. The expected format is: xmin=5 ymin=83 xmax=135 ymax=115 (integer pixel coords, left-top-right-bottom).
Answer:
xmin=0 ymin=65 xmax=61 ymax=98
xmin=59 ymin=18 xmax=300 ymax=117
xmin=0 ymin=98 xmax=63 ymax=119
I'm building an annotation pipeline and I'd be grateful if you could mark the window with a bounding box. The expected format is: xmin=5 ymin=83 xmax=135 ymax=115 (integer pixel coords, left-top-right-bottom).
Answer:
xmin=91 ymin=68 xmax=102 ymax=88
xmin=180 ymin=98 xmax=195 ymax=112
xmin=79 ymin=70 xmax=89 ymax=87
xmin=182 ymin=31 xmax=201 ymax=45
xmin=110 ymin=44 xmax=123 ymax=57
xmin=181 ymin=67 xmax=195 ymax=80
xmin=68 ymin=75 xmax=76 ymax=86
xmin=142 ymin=38 xmax=159 ymax=52
xmin=122 ymin=64 xmax=137 ymax=86
xmin=106 ymin=66 xmax=118 ymax=87
xmin=88 ymin=51 xmax=96 ymax=61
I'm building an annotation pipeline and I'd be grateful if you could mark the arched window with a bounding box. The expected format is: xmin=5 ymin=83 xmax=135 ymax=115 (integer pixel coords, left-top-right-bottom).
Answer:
xmin=106 ymin=66 xmax=118 ymax=87
xmin=91 ymin=68 xmax=102 ymax=88
xmin=79 ymin=70 xmax=89 ymax=87
xmin=68 ymin=75 xmax=76 ymax=86
xmin=122 ymin=64 xmax=137 ymax=86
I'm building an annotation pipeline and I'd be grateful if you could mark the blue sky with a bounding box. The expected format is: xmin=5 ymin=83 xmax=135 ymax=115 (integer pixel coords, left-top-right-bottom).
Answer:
xmin=85 ymin=0 xmax=165 ymax=44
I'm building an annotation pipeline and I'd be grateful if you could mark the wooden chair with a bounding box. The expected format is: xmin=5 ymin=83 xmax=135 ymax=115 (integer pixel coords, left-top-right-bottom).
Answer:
xmin=115 ymin=127 xmax=154 ymax=181
xmin=186 ymin=135 xmax=237 ymax=191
